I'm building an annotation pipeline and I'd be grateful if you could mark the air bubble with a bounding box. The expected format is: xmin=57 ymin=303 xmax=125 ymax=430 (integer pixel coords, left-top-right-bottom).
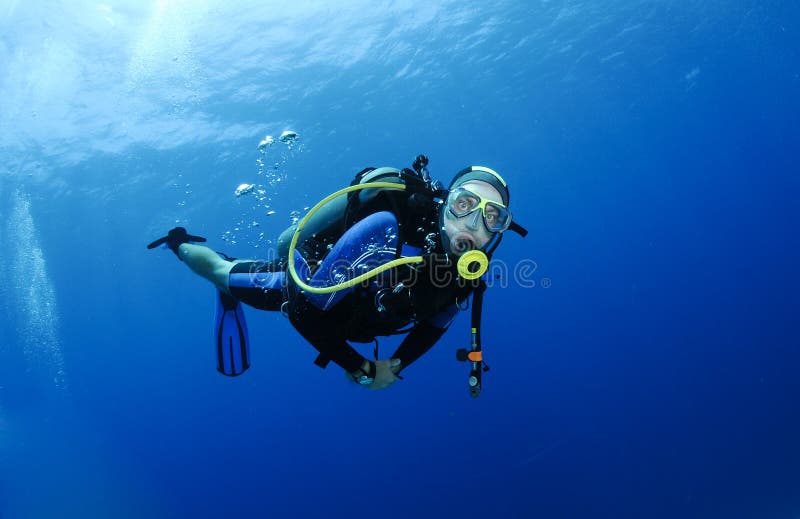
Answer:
xmin=235 ymin=183 xmax=255 ymax=197
xmin=258 ymin=135 xmax=275 ymax=149
xmin=279 ymin=130 xmax=299 ymax=143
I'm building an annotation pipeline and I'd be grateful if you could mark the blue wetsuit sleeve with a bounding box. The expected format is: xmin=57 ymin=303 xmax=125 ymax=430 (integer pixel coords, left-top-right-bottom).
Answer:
xmin=390 ymin=304 xmax=458 ymax=371
xmin=304 ymin=211 xmax=400 ymax=311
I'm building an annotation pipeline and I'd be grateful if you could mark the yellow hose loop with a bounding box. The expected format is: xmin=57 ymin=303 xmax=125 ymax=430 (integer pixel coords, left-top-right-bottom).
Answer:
xmin=287 ymin=182 xmax=424 ymax=295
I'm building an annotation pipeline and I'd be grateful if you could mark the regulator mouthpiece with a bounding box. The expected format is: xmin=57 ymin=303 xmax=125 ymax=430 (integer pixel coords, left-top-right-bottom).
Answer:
xmin=457 ymin=250 xmax=489 ymax=280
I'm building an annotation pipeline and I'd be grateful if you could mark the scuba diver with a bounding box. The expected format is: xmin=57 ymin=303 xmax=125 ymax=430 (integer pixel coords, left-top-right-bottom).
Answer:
xmin=148 ymin=156 xmax=527 ymax=396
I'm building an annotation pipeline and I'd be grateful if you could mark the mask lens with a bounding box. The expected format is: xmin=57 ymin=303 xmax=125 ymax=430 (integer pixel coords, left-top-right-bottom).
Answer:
xmin=448 ymin=190 xmax=481 ymax=217
xmin=484 ymin=202 xmax=511 ymax=233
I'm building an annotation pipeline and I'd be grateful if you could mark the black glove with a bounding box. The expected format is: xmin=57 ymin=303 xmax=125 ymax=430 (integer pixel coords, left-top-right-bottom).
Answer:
xmin=147 ymin=227 xmax=207 ymax=260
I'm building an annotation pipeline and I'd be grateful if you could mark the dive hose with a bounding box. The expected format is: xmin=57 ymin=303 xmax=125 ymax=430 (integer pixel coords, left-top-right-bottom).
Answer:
xmin=286 ymin=182 xmax=489 ymax=294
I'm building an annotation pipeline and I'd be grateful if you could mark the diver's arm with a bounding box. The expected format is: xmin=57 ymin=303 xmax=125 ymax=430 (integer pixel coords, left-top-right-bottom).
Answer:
xmin=390 ymin=304 xmax=458 ymax=372
xmin=288 ymin=292 xmax=376 ymax=377
xmin=391 ymin=321 xmax=446 ymax=371
xmin=302 ymin=330 xmax=379 ymax=382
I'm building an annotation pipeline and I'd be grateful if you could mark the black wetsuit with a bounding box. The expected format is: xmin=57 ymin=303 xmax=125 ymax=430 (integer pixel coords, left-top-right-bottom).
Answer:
xmin=227 ymin=211 xmax=478 ymax=374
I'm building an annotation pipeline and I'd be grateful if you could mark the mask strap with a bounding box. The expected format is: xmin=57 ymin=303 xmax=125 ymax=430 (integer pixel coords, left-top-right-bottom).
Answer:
xmin=509 ymin=221 xmax=528 ymax=237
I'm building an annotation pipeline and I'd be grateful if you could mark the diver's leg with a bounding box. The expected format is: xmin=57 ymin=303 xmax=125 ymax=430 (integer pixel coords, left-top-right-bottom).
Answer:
xmin=227 ymin=260 xmax=286 ymax=311
xmin=176 ymin=240 xmax=288 ymax=310
xmin=177 ymin=243 xmax=240 ymax=293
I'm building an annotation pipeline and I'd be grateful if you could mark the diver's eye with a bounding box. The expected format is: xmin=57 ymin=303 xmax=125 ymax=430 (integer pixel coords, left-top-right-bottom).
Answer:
xmin=453 ymin=193 xmax=479 ymax=213
xmin=485 ymin=208 xmax=498 ymax=225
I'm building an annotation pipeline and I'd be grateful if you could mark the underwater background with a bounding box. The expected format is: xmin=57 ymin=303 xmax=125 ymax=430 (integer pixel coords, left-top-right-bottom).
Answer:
xmin=1 ymin=1 xmax=798 ymax=517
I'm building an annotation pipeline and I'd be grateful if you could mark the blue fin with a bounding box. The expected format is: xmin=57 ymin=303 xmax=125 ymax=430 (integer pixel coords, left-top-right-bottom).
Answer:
xmin=214 ymin=290 xmax=250 ymax=376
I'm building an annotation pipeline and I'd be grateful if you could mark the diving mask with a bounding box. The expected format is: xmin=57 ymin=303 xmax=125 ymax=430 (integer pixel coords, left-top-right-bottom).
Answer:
xmin=446 ymin=187 xmax=513 ymax=234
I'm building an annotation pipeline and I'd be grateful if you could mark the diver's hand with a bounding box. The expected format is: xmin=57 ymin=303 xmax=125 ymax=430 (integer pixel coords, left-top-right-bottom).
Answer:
xmin=147 ymin=227 xmax=207 ymax=260
xmin=368 ymin=359 xmax=402 ymax=390
xmin=346 ymin=359 xmax=402 ymax=390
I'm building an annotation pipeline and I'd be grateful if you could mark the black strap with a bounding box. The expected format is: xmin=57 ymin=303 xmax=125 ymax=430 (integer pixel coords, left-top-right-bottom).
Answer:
xmin=509 ymin=221 xmax=529 ymax=237
xmin=313 ymin=353 xmax=331 ymax=369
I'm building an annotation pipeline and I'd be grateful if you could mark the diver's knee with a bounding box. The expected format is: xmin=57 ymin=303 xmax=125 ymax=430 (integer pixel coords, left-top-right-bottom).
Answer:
xmin=213 ymin=260 xmax=236 ymax=294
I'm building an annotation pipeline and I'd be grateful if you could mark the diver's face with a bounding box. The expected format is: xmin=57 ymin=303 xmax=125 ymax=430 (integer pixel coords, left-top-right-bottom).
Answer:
xmin=441 ymin=180 xmax=504 ymax=256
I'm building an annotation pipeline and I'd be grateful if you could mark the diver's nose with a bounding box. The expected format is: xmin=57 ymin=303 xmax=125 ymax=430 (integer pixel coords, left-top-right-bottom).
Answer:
xmin=464 ymin=210 xmax=482 ymax=231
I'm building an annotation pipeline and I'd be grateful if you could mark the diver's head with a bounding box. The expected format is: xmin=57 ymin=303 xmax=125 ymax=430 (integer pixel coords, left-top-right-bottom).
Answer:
xmin=440 ymin=166 xmax=512 ymax=256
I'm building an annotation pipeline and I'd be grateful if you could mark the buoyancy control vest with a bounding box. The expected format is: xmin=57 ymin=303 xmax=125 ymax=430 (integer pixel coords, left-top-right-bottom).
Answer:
xmin=277 ymin=162 xmax=478 ymax=337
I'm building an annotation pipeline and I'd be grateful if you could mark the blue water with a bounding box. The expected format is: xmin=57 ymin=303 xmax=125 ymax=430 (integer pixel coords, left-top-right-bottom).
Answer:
xmin=1 ymin=1 xmax=798 ymax=517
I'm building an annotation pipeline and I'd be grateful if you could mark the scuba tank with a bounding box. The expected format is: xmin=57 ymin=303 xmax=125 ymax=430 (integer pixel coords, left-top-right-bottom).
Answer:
xmin=276 ymin=158 xmax=445 ymax=267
